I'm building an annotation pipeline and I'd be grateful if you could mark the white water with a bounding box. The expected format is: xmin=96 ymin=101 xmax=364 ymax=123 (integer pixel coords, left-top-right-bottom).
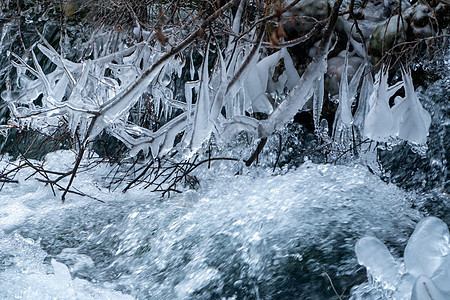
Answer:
xmin=0 ymin=150 xmax=425 ymax=299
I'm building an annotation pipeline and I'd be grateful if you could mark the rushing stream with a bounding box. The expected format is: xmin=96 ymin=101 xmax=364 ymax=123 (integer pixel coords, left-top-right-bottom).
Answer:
xmin=0 ymin=1 xmax=448 ymax=298
xmin=0 ymin=151 xmax=423 ymax=299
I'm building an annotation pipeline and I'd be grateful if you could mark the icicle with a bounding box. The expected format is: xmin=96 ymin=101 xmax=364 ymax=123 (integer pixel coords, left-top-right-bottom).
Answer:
xmin=185 ymin=81 xmax=199 ymax=126
xmin=257 ymin=47 xmax=328 ymax=138
xmin=313 ymin=75 xmax=324 ymax=131
xmin=332 ymin=51 xmax=357 ymax=146
xmin=209 ymin=50 xmax=227 ymax=131
xmin=391 ymin=67 xmax=431 ymax=145
xmin=353 ymin=66 xmax=373 ymax=137
xmin=189 ymin=48 xmax=195 ymax=80
xmin=189 ymin=42 xmax=212 ymax=151
xmin=363 ymin=68 xmax=403 ymax=142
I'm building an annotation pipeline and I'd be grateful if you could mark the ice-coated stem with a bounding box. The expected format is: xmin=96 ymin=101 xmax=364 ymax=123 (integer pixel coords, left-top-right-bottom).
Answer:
xmin=88 ymin=0 xmax=241 ymax=141
xmin=257 ymin=0 xmax=344 ymax=138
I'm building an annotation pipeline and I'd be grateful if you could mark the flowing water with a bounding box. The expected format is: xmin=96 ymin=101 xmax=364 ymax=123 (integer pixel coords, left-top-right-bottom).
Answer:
xmin=0 ymin=151 xmax=422 ymax=299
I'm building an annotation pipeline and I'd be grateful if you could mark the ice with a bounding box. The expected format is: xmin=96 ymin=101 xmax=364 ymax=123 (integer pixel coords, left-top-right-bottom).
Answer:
xmin=189 ymin=48 xmax=195 ymax=80
xmin=0 ymin=233 xmax=133 ymax=300
xmin=3 ymin=14 xmax=432 ymax=166
xmin=353 ymin=67 xmax=373 ymax=137
xmin=363 ymin=69 xmax=402 ymax=142
xmin=362 ymin=67 xmax=431 ymax=145
xmin=189 ymin=43 xmax=212 ymax=151
xmin=410 ymin=275 xmax=449 ymax=300
xmin=431 ymin=258 xmax=450 ymax=293
xmin=355 ymin=236 xmax=399 ymax=288
xmin=0 ymin=202 xmax=33 ymax=233
xmin=51 ymin=259 xmax=72 ymax=287
xmin=258 ymin=46 xmax=329 ymax=137
xmin=404 ymin=217 xmax=450 ymax=278
xmin=332 ymin=52 xmax=364 ymax=146
xmin=313 ymin=75 xmax=325 ymax=131
xmin=244 ymin=58 xmax=272 ymax=114
xmin=353 ymin=217 xmax=450 ymax=299
xmin=263 ymin=48 xmax=300 ymax=94
xmin=391 ymin=68 xmax=431 ymax=144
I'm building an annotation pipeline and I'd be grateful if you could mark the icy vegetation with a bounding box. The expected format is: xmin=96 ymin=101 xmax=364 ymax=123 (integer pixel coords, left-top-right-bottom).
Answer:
xmin=0 ymin=0 xmax=447 ymax=299
xmin=353 ymin=217 xmax=450 ymax=299
xmin=0 ymin=18 xmax=432 ymax=162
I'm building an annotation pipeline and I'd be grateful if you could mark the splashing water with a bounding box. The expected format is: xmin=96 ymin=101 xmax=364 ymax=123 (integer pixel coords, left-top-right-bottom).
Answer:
xmin=0 ymin=150 xmax=422 ymax=299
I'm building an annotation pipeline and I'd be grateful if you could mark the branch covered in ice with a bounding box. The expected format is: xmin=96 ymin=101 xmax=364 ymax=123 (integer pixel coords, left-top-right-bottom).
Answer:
xmin=1 ymin=0 xmax=433 ymax=166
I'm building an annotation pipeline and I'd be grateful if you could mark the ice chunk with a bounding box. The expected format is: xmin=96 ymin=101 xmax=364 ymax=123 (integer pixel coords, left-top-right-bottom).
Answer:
xmin=432 ymin=257 xmax=450 ymax=292
xmin=355 ymin=236 xmax=399 ymax=288
xmin=410 ymin=275 xmax=449 ymax=300
xmin=51 ymin=259 xmax=72 ymax=287
xmin=404 ymin=217 xmax=450 ymax=278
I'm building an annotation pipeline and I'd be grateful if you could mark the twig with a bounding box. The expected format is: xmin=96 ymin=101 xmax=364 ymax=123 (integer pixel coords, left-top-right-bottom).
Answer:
xmin=273 ymin=133 xmax=282 ymax=172
xmin=324 ymin=272 xmax=343 ymax=300
xmin=245 ymin=137 xmax=268 ymax=167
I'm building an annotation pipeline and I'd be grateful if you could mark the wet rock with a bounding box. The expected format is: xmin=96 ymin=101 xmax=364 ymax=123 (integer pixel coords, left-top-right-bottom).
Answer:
xmin=282 ymin=0 xmax=330 ymax=42
xmin=368 ymin=15 xmax=407 ymax=64
xmin=404 ymin=4 xmax=436 ymax=38
xmin=325 ymin=52 xmax=364 ymax=96
xmin=284 ymin=0 xmax=330 ymax=20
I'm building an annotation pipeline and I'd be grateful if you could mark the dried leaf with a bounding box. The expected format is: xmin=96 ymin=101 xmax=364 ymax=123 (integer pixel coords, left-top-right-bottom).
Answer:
xmin=270 ymin=31 xmax=279 ymax=46
xmin=277 ymin=25 xmax=287 ymax=39
xmin=156 ymin=28 xmax=168 ymax=46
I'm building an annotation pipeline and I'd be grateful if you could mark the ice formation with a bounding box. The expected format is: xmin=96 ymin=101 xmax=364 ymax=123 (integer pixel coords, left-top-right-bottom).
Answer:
xmin=354 ymin=217 xmax=450 ymax=299
xmin=355 ymin=236 xmax=399 ymax=289
xmin=362 ymin=67 xmax=431 ymax=145
xmin=363 ymin=68 xmax=402 ymax=142
xmin=1 ymin=7 xmax=432 ymax=161
xmin=332 ymin=51 xmax=365 ymax=146
xmin=2 ymin=8 xmax=308 ymax=159
xmin=0 ymin=233 xmax=133 ymax=299
xmin=391 ymin=68 xmax=432 ymax=144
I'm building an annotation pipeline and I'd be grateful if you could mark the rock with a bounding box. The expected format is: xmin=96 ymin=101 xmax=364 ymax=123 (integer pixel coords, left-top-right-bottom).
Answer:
xmin=358 ymin=0 xmax=411 ymax=23
xmin=325 ymin=52 xmax=363 ymax=96
xmin=404 ymin=4 xmax=436 ymax=38
xmin=368 ymin=15 xmax=407 ymax=64
xmin=284 ymin=0 xmax=329 ymax=20
xmin=283 ymin=0 xmax=330 ymax=39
